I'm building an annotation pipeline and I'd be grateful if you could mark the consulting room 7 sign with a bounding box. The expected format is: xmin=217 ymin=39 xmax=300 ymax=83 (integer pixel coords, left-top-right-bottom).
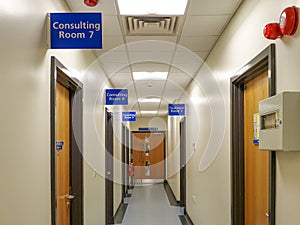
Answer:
xmin=50 ymin=13 xmax=102 ymax=49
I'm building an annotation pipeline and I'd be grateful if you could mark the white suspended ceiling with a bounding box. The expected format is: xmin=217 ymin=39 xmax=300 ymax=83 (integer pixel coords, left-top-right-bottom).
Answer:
xmin=66 ymin=0 xmax=243 ymax=117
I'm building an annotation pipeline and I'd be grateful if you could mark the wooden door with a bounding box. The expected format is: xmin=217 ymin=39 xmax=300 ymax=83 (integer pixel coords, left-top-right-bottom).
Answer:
xmin=244 ymin=70 xmax=269 ymax=225
xmin=56 ymin=82 xmax=71 ymax=225
xmin=132 ymin=132 xmax=165 ymax=179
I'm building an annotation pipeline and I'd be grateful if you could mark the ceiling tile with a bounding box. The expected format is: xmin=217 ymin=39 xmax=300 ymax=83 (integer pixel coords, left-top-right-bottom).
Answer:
xmin=187 ymin=0 xmax=242 ymax=15
xmin=195 ymin=51 xmax=209 ymax=60
xmin=99 ymin=36 xmax=125 ymax=52
xmin=179 ymin=36 xmax=218 ymax=52
xmin=131 ymin=63 xmax=169 ymax=72
xmin=163 ymin=81 xmax=185 ymax=101
xmin=168 ymin=72 xmax=192 ymax=89
xmin=135 ymin=80 xmax=166 ymax=99
xmin=182 ymin=15 xmax=230 ymax=36
xmin=102 ymin=16 xmax=123 ymax=36
xmin=110 ymin=72 xmax=133 ymax=88
xmin=139 ymin=102 xmax=160 ymax=111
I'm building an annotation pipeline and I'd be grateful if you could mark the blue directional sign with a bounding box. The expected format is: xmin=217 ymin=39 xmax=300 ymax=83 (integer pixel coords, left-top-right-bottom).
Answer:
xmin=106 ymin=89 xmax=128 ymax=105
xmin=50 ymin=13 xmax=102 ymax=49
xmin=168 ymin=104 xmax=185 ymax=116
xmin=122 ymin=112 xmax=136 ymax=122
xmin=138 ymin=127 xmax=158 ymax=131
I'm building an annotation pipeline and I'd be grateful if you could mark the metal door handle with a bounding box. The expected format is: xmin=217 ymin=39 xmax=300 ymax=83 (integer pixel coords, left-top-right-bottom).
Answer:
xmin=65 ymin=194 xmax=75 ymax=200
xmin=265 ymin=213 xmax=269 ymax=217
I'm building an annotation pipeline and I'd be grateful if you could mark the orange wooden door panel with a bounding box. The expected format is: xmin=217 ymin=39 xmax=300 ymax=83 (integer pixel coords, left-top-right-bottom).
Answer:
xmin=56 ymin=82 xmax=71 ymax=225
xmin=132 ymin=132 xmax=165 ymax=179
xmin=244 ymin=71 xmax=269 ymax=225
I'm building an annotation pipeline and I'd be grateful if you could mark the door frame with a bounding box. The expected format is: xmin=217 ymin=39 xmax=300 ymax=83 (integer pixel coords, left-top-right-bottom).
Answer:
xmin=180 ymin=118 xmax=187 ymax=212
xmin=231 ymin=44 xmax=276 ymax=225
xmin=105 ymin=109 xmax=114 ymax=225
xmin=50 ymin=56 xmax=84 ymax=225
xmin=121 ymin=124 xmax=126 ymax=200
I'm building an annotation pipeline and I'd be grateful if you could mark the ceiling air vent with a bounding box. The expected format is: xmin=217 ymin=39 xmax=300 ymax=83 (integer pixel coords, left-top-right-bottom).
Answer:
xmin=123 ymin=16 xmax=179 ymax=36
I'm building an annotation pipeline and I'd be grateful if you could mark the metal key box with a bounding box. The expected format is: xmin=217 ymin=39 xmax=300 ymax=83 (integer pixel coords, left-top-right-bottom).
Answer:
xmin=259 ymin=91 xmax=300 ymax=151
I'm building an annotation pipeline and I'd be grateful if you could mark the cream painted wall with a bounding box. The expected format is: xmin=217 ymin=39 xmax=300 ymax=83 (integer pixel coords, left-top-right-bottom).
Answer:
xmin=130 ymin=117 xmax=168 ymax=131
xmin=0 ymin=1 xmax=98 ymax=225
xmin=179 ymin=0 xmax=300 ymax=225
xmin=167 ymin=116 xmax=182 ymax=201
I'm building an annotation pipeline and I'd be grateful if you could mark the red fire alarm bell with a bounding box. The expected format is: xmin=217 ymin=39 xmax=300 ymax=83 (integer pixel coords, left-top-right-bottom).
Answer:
xmin=84 ymin=0 xmax=98 ymax=7
xmin=279 ymin=6 xmax=299 ymax=35
xmin=264 ymin=6 xmax=299 ymax=40
xmin=264 ymin=23 xmax=283 ymax=40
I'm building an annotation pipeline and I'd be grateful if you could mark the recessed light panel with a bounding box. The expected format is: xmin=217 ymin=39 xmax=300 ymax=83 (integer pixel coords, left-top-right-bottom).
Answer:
xmin=117 ymin=0 xmax=188 ymax=15
xmin=133 ymin=72 xmax=168 ymax=80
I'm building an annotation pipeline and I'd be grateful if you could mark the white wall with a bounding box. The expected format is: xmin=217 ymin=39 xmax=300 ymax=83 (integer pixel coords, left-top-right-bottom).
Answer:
xmin=0 ymin=1 xmax=97 ymax=225
xmin=179 ymin=0 xmax=300 ymax=225
xmin=167 ymin=116 xmax=182 ymax=201
xmin=130 ymin=117 xmax=168 ymax=131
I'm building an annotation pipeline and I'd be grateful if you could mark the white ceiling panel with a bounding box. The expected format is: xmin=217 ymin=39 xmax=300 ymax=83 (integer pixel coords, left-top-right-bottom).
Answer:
xmin=195 ymin=51 xmax=209 ymax=60
xmin=102 ymin=16 xmax=123 ymax=36
xmin=135 ymin=80 xmax=166 ymax=98
xmin=168 ymin=72 xmax=192 ymax=89
xmin=131 ymin=63 xmax=169 ymax=72
xmin=179 ymin=36 xmax=218 ymax=52
xmin=187 ymin=0 xmax=242 ymax=15
xmin=109 ymin=72 xmax=133 ymax=88
xmin=163 ymin=81 xmax=185 ymax=100
xmin=138 ymin=102 xmax=160 ymax=111
xmin=67 ymin=0 xmax=243 ymax=118
xmin=99 ymin=36 xmax=124 ymax=52
xmin=183 ymin=15 xmax=230 ymax=36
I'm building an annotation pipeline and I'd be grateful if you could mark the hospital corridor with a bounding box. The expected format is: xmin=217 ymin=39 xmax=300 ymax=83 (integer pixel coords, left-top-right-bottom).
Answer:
xmin=2 ymin=0 xmax=300 ymax=225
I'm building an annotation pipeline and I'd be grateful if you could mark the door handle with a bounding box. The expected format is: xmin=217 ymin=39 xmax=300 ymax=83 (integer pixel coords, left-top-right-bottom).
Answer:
xmin=65 ymin=194 xmax=75 ymax=200
xmin=265 ymin=213 xmax=269 ymax=217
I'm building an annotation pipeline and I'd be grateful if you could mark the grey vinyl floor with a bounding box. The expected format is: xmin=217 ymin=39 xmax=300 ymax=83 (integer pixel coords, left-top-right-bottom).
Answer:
xmin=120 ymin=183 xmax=182 ymax=225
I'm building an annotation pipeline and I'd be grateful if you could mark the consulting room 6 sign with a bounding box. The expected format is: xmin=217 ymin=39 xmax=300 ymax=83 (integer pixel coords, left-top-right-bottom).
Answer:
xmin=50 ymin=13 xmax=102 ymax=49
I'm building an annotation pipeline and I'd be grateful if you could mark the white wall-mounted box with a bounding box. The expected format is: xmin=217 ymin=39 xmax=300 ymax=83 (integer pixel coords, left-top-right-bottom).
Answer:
xmin=259 ymin=92 xmax=300 ymax=151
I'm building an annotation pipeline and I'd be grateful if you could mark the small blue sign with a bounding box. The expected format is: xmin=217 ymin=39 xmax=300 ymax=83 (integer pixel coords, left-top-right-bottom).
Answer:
xmin=50 ymin=13 xmax=102 ymax=49
xmin=138 ymin=127 xmax=158 ymax=131
xmin=56 ymin=141 xmax=64 ymax=151
xmin=106 ymin=89 xmax=128 ymax=105
xmin=168 ymin=104 xmax=185 ymax=116
xmin=253 ymin=139 xmax=259 ymax=145
xmin=122 ymin=112 xmax=136 ymax=122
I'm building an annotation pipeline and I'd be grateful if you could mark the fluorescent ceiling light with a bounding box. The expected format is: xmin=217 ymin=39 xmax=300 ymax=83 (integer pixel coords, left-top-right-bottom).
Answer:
xmin=139 ymin=98 xmax=161 ymax=103
xmin=141 ymin=111 xmax=158 ymax=114
xmin=117 ymin=0 xmax=188 ymax=15
xmin=133 ymin=72 xmax=168 ymax=80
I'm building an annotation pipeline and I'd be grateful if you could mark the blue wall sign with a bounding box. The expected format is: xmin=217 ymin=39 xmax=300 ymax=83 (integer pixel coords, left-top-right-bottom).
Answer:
xmin=50 ymin=13 xmax=102 ymax=49
xmin=138 ymin=127 xmax=158 ymax=131
xmin=122 ymin=112 xmax=136 ymax=122
xmin=106 ymin=89 xmax=128 ymax=105
xmin=168 ymin=104 xmax=185 ymax=116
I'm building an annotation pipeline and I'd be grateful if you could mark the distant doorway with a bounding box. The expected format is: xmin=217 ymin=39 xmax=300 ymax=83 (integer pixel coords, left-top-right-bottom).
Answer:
xmin=132 ymin=131 xmax=165 ymax=181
